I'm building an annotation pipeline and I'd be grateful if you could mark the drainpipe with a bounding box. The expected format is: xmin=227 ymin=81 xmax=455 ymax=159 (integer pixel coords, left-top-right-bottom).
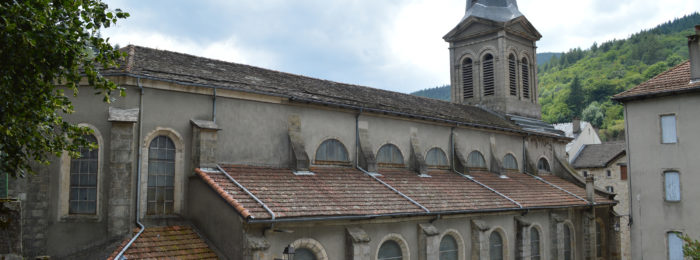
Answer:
xmin=115 ymin=78 xmax=146 ymax=260
xmin=212 ymin=87 xmax=217 ymax=123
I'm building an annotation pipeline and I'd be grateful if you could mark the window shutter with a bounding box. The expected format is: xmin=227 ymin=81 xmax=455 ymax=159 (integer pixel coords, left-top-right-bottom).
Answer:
xmin=483 ymin=54 xmax=495 ymax=96
xmin=462 ymin=59 xmax=474 ymax=99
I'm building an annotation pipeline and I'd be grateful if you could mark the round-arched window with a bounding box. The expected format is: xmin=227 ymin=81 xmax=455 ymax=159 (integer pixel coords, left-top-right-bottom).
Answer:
xmin=315 ymin=139 xmax=349 ymax=163
xmin=531 ymin=227 xmax=541 ymax=260
xmin=378 ymin=240 xmax=403 ymax=260
xmin=462 ymin=58 xmax=474 ymax=99
xmin=508 ymin=54 xmax=517 ymax=96
xmin=439 ymin=235 xmax=458 ymax=260
xmin=147 ymin=135 xmax=175 ymax=215
xmin=377 ymin=144 xmax=404 ymax=167
xmin=503 ymin=154 xmax=518 ymax=170
xmin=564 ymin=225 xmax=573 ymax=260
xmin=483 ymin=53 xmax=495 ymax=96
xmin=489 ymin=231 xmax=503 ymax=260
xmin=467 ymin=151 xmax=487 ymax=169
xmin=426 ymin=148 xmax=449 ymax=168
xmin=537 ymin=158 xmax=550 ymax=172
xmin=69 ymin=134 xmax=98 ymax=214
xmin=295 ymin=248 xmax=317 ymax=260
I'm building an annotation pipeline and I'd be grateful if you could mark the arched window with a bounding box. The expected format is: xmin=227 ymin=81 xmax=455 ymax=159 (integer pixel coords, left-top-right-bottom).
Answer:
xmin=315 ymin=139 xmax=349 ymax=164
xmin=378 ymin=240 xmax=403 ymax=260
xmin=508 ymin=54 xmax=517 ymax=96
xmin=596 ymin=221 xmax=603 ymax=257
xmin=462 ymin=58 xmax=474 ymax=99
xmin=531 ymin=227 xmax=541 ymax=260
xmin=426 ymin=148 xmax=449 ymax=168
xmin=521 ymin=58 xmax=530 ymax=99
xmin=467 ymin=151 xmax=487 ymax=169
xmin=295 ymin=248 xmax=317 ymax=260
xmin=439 ymin=235 xmax=458 ymax=260
xmin=377 ymin=144 xmax=404 ymax=167
xmin=537 ymin=158 xmax=550 ymax=172
xmin=489 ymin=232 xmax=503 ymax=260
xmin=564 ymin=225 xmax=573 ymax=260
xmin=482 ymin=54 xmax=495 ymax=96
xmin=69 ymin=134 xmax=98 ymax=214
xmin=503 ymin=154 xmax=518 ymax=170
xmin=147 ymin=135 xmax=175 ymax=215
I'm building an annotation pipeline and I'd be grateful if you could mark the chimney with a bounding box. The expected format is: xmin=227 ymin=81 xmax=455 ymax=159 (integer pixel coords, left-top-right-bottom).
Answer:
xmin=572 ymin=117 xmax=581 ymax=135
xmin=689 ymin=25 xmax=700 ymax=81
xmin=585 ymin=176 xmax=595 ymax=204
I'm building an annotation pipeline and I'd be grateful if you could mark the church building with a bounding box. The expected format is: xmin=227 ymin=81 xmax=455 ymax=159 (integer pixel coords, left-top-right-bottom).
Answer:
xmin=2 ymin=0 xmax=621 ymax=259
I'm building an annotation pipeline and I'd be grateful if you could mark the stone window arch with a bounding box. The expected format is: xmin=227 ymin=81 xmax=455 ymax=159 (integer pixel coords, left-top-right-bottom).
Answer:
xmin=503 ymin=153 xmax=518 ymax=171
xmin=377 ymin=144 xmax=405 ymax=167
xmin=537 ymin=157 xmax=550 ymax=172
xmin=462 ymin=57 xmax=475 ymax=99
xmin=467 ymin=150 xmax=487 ymax=170
xmin=140 ymin=127 xmax=185 ymax=218
xmin=488 ymin=228 xmax=508 ymax=260
xmin=508 ymin=53 xmax=517 ymax=96
xmin=440 ymin=229 xmax=465 ymax=260
xmin=315 ymin=138 xmax=350 ymax=165
xmin=521 ymin=57 xmax=531 ymax=100
xmin=595 ymin=218 xmax=605 ymax=259
xmin=482 ymin=53 xmax=495 ymax=96
xmin=426 ymin=147 xmax=449 ymax=169
xmin=59 ymin=123 xmax=104 ymax=219
xmin=530 ymin=225 xmax=543 ymax=260
xmin=376 ymin=233 xmax=410 ymax=260
xmin=290 ymin=238 xmax=329 ymax=260
xmin=563 ymin=221 xmax=575 ymax=260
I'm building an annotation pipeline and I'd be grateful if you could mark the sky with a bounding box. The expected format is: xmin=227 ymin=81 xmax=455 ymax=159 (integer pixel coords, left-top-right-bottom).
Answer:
xmin=102 ymin=0 xmax=700 ymax=93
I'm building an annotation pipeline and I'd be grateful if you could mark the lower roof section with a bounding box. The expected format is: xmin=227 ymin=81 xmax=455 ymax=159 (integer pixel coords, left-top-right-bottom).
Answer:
xmin=107 ymin=225 xmax=218 ymax=260
xmin=195 ymin=164 xmax=615 ymax=222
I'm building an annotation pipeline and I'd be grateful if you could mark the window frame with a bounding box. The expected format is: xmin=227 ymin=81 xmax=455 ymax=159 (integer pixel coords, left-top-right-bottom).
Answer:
xmin=663 ymin=171 xmax=681 ymax=202
xmin=488 ymin=228 xmax=507 ymax=260
xmin=466 ymin=150 xmax=487 ymax=170
xmin=537 ymin=157 xmax=550 ymax=172
xmin=439 ymin=229 xmax=465 ymax=260
xmin=667 ymin=231 xmax=685 ymax=260
xmin=314 ymin=138 xmax=351 ymax=166
xmin=377 ymin=143 xmax=405 ymax=168
xmin=530 ymin=225 xmax=543 ymax=260
xmin=482 ymin=53 xmax=495 ymax=96
xmin=426 ymin=147 xmax=450 ymax=169
xmin=140 ymin=128 xmax=185 ymax=219
xmin=508 ymin=53 xmax=518 ymax=96
xmin=521 ymin=57 xmax=531 ymax=100
xmin=595 ymin=218 xmax=606 ymax=259
xmin=660 ymin=114 xmax=678 ymax=144
xmin=58 ymin=123 xmax=103 ymax=221
xmin=376 ymin=233 xmax=410 ymax=260
xmin=290 ymin=238 xmax=329 ymax=260
xmin=462 ymin=56 xmax=475 ymax=100
xmin=502 ymin=153 xmax=518 ymax=171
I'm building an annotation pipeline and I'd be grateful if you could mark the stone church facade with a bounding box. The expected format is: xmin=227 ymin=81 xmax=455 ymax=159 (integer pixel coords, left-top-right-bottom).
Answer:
xmin=2 ymin=0 xmax=622 ymax=259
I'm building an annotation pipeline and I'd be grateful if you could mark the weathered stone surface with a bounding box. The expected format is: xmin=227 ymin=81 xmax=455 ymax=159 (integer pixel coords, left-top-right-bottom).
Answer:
xmin=108 ymin=107 xmax=139 ymax=122
xmin=246 ymin=235 xmax=270 ymax=251
xmin=409 ymin=129 xmax=428 ymax=175
xmin=108 ymin=121 xmax=135 ymax=238
xmin=288 ymin=115 xmax=309 ymax=171
xmin=0 ymin=200 xmax=22 ymax=256
xmin=357 ymin=122 xmax=377 ymax=172
xmin=345 ymin=227 xmax=370 ymax=260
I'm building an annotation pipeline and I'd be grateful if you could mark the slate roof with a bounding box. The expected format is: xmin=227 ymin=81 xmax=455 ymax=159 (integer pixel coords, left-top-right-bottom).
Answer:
xmin=613 ymin=61 xmax=700 ymax=101
xmin=108 ymin=225 xmax=218 ymax=260
xmin=105 ymin=45 xmax=565 ymax=138
xmin=572 ymin=142 xmax=626 ymax=169
xmin=196 ymin=165 xmax=614 ymax=221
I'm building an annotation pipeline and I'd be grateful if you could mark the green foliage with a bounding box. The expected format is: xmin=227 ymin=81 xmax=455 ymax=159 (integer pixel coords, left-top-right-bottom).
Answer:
xmin=0 ymin=0 xmax=129 ymax=178
xmin=582 ymin=101 xmax=604 ymax=128
xmin=680 ymin=234 xmax=700 ymax=259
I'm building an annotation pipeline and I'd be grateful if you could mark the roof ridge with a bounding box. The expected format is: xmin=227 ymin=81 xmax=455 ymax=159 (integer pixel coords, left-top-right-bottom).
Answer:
xmin=614 ymin=60 xmax=690 ymax=99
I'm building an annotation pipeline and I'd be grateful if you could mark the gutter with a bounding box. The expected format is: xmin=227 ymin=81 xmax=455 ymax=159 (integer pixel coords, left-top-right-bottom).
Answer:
xmin=215 ymin=165 xmax=275 ymax=220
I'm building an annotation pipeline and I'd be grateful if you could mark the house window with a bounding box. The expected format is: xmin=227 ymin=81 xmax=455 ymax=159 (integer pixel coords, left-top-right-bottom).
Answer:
xmin=483 ymin=54 xmax=495 ymax=96
xmin=537 ymin=158 xmax=550 ymax=172
xmin=606 ymin=169 xmax=611 ymax=177
xmin=668 ymin=232 xmax=684 ymax=260
xmin=564 ymin=225 xmax=573 ymax=260
xmin=315 ymin=139 xmax=349 ymax=164
xmin=377 ymin=144 xmax=404 ymax=167
xmin=522 ymin=58 xmax=530 ymax=99
xmin=503 ymin=154 xmax=518 ymax=170
xmin=596 ymin=221 xmax=603 ymax=257
xmin=583 ymin=171 xmax=588 ymax=177
xmin=620 ymin=165 xmax=628 ymax=180
xmin=606 ymin=186 xmax=614 ymax=193
xmin=531 ymin=227 xmax=541 ymax=260
xmin=467 ymin=151 xmax=487 ymax=169
xmin=147 ymin=135 xmax=175 ymax=215
xmin=509 ymin=54 xmax=517 ymax=96
xmin=69 ymin=134 xmax=98 ymax=214
xmin=378 ymin=240 xmax=403 ymax=260
xmin=439 ymin=235 xmax=458 ymax=260
xmin=295 ymin=248 xmax=317 ymax=260
xmin=426 ymin=148 xmax=449 ymax=168
xmin=661 ymin=115 xmax=677 ymax=143
xmin=489 ymin=231 xmax=503 ymax=260
xmin=463 ymin=58 xmax=474 ymax=99
xmin=664 ymin=171 xmax=681 ymax=201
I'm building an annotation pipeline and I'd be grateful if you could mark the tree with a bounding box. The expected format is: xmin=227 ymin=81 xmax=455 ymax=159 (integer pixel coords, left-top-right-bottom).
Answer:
xmin=566 ymin=76 xmax=585 ymax=117
xmin=680 ymin=234 xmax=700 ymax=259
xmin=0 ymin=0 xmax=129 ymax=178
xmin=581 ymin=101 xmax=604 ymax=128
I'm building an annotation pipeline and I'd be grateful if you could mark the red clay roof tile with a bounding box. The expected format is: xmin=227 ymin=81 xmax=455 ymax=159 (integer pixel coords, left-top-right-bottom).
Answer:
xmin=107 ymin=226 xmax=218 ymax=260
xmin=614 ymin=61 xmax=700 ymax=101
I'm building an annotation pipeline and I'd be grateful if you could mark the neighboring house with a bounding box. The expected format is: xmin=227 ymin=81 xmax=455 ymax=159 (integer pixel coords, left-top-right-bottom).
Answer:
xmin=1 ymin=1 xmax=621 ymax=259
xmin=613 ymin=25 xmax=700 ymax=260
xmin=572 ymin=142 xmax=629 ymax=260
xmin=553 ymin=119 xmax=602 ymax=163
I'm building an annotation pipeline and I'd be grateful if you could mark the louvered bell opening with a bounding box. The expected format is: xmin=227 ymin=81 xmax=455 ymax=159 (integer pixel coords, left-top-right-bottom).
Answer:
xmin=522 ymin=58 xmax=530 ymax=99
xmin=462 ymin=59 xmax=474 ymax=99
xmin=483 ymin=54 xmax=495 ymax=96
xmin=509 ymin=55 xmax=517 ymax=96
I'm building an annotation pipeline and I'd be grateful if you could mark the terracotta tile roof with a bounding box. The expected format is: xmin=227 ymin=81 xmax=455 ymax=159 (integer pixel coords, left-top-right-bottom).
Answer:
xmin=108 ymin=225 xmax=218 ymax=260
xmin=613 ymin=61 xmax=700 ymax=101
xmin=539 ymin=175 xmax=615 ymax=204
xmin=572 ymin=142 xmax=626 ymax=169
xmin=197 ymin=165 xmax=613 ymax=220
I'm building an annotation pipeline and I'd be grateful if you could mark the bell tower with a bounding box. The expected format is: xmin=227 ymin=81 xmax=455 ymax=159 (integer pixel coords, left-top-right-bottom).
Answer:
xmin=444 ymin=0 xmax=542 ymax=119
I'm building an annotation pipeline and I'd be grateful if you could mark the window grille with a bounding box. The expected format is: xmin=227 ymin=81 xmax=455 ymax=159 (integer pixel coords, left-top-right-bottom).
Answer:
xmin=377 ymin=144 xmax=404 ymax=166
xmin=483 ymin=54 xmax=495 ymax=96
xmin=69 ymin=134 xmax=98 ymax=214
xmin=426 ymin=148 xmax=449 ymax=168
xmin=522 ymin=58 xmax=530 ymax=99
xmin=378 ymin=240 xmax=402 ymax=260
xmin=596 ymin=221 xmax=603 ymax=257
xmin=315 ymin=139 xmax=349 ymax=163
xmin=439 ymin=235 xmax=458 ymax=260
xmin=147 ymin=135 xmax=175 ymax=215
xmin=489 ymin=232 xmax=503 ymax=260
xmin=509 ymin=55 xmax=517 ymax=96
xmin=503 ymin=154 xmax=518 ymax=170
xmin=531 ymin=228 xmax=541 ymax=260
xmin=467 ymin=151 xmax=487 ymax=169
xmin=564 ymin=225 xmax=572 ymax=260
xmin=462 ymin=58 xmax=474 ymax=99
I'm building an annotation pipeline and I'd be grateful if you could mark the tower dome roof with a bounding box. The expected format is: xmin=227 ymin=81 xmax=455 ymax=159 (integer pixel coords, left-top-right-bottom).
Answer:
xmin=463 ymin=0 xmax=523 ymax=22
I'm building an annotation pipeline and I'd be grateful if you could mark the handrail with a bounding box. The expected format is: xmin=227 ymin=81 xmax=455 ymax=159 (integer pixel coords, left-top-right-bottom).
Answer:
xmin=216 ymin=165 xmax=276 ymax=220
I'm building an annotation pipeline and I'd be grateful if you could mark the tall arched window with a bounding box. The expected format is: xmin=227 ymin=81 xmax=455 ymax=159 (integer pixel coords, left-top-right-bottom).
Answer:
xmin=147 ymin=135 xmax=175 ymax=215
xmin=531 ymin=227 xmax=541 ymax=260
xmin=315 ymin=139 xmax=349 ymax=164
xmin=426 ymin=148 xmax=449 ymax=168
xmin=377 ymin=144 xmax=404 ymax=167
xmin=69 ymin=134 xmax=98 ymax=214
xmin=564 ymin=225 xmax=573 ymax=260
xmin=467 ymin=151 xmax=487 ymax=169
xmin=378 ymin=240 xmax=403 ymax=260
xmin=439 ymin=235 xmax=458 ymax=260
xmin=295 ymin=248 xmax=317 ymax=260
xmin=596 ymin=221 xmax=603 ymax=257
xmin=489 ymin=232 xmax=503 ymax=260
xmin=462 ymin=58 xmax=474 ymax=99
xmin=537 ymin=158 xmax=550 ymax=172
xmin=482 ymin=54 xmax=495 ymax=96
xmin=508 ymin=54 xmax=517 ymax=96
xmin=521 ymin=58 xmax=530 ymax=99
xmin=503 ymin=154 xmax=518 ymax=170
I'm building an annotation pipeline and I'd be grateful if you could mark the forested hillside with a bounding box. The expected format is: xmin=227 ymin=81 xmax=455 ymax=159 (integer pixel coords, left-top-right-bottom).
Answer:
xmin=411 ymin=84 xmax=450 ymax=100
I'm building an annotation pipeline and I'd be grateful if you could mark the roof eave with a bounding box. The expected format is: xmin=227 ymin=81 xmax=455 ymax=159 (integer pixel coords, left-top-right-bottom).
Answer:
xmin=613 ymin=85 xmax=700 ymax=102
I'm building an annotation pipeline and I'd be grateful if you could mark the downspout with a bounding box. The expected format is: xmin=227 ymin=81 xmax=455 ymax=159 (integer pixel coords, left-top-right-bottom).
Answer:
xmin=624 ymin=105 xmax=633 ymax=226
xmin=115 ymin=77 xmax=146 ymax=260
xmin=212 ymin=87 xmax=217 ymax=123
